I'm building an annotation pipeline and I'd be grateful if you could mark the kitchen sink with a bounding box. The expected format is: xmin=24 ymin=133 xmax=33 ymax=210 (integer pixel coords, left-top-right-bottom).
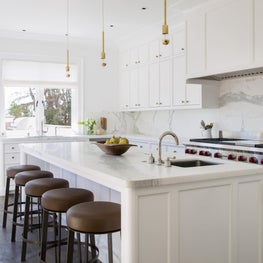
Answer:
xmin=170 ymin=159 xmax=220 ymax=168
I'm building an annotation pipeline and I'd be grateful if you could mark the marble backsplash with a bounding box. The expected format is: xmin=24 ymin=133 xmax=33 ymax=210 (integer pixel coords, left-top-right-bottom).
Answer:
xmin=87 ymin=74 xmax=263 ymax=141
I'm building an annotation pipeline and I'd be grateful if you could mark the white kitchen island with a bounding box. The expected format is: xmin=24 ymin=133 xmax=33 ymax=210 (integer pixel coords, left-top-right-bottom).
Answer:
xmin=20 ymin=141 xmax=263 ymax=263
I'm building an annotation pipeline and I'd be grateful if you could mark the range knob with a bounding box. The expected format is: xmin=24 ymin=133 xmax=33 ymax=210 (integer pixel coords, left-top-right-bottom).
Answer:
xmin=214 ymin=152 xmax=222 ymax=158
xmin=238 ymin=155 xmax=247 ymax=162
xmin=190 ymin=149 xmax=197 ymax=154
xmin=205 ymin=151 xmax=211 ymax=156
xmin=228 ymin=153 xmax=236 ymax=160
xmin=199 ymin=150 xmax=205 ymax=156
xmin=261 ymin=159 xmax=263 ymax=165
xmin=185 ymin=148 xmax=191 ymax=154
xmin=249 ymin=156 xmax=258 ymax=164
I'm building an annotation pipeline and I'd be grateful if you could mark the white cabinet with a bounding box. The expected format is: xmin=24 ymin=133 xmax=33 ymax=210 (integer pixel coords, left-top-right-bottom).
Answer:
xmin=119 ymin=50 xmax=130 ymax=69
xmin=173 ymin=55 xmax=186 ymax=106
xmin=186 ymin=0 xmax=256 ymax=78
xmin=186 ymin=13 xmax=206 ymax=76
xmin=255 ymin=0 xmax=263 ymax=63
xmin=206 ymin=0 xmax=253 ymax=72
xmin=119 ymin=70 xmax=130 ymax=110
xmin=129 ymin=44 xmax=148 ymax=68
xmin=149 ymin=38 xmax=172 ymax=63
xmin=129 ymin=44 xmax=149 ymax=109
xmin=172 ymin=26 xmax=186 ymax=57
xmin=130 ymin=66 xmax=148 ymax=109
xmin=149 ymin=59 xmax=172 ymax=108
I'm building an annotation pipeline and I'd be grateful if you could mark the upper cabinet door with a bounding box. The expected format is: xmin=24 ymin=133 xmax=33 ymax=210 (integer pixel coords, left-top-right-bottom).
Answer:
xmin=120 ymin=50 xmax=130 ymax=69
xmin=149 ymin=38 xmax=172 ymax=63
xmin=255 ymin=0 xmax=263 ymax=63
xmin=206 ymin=0 xmax=253 ymax=71
xmin=172 ymin=27 xmax=186 ymax=57
xmin=186 ymin=13 xmax=206 ymax=76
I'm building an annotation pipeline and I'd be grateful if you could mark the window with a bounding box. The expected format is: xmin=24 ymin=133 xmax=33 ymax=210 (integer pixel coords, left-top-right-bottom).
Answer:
xmin=2 ymin=60 xmax=79 ymax=136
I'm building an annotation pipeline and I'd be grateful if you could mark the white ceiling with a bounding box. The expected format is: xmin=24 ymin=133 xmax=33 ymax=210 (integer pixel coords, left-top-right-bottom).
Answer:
xmin=0 ymin=0 xmax=209 ymax=42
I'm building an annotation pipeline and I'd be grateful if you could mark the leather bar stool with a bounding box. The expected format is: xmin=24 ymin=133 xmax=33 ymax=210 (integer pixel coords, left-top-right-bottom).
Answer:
xmin=66 ymin=201 xmax=121 ymax=263
xmin=11 ymin=170 xmax=54 ymax=242
xmin=2 ymin=164 xmax=41 ymax=228
xmin=21 ymin=177 xmax=69 ymax=261
xmin=41 ymin=187 xmax=94 ymax=263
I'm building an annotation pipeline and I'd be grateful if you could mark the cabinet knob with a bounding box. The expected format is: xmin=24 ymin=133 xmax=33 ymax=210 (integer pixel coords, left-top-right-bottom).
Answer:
xmin=181 ymin=100 xmax=185 ymax=103
xmin=137 ymin=103 xmax=140 ymax=106
xmin=12 ymin=156 xmax=15 ymax=159
xmin=159 ymin=102 xmax=162 ymax=105
xmin=185 ymin=100 xmax=189 ymax=103
xmin=159 ymin=54 xmax=162 ymax=57
xmin=181 ymin=48 xmax=184 ymax=51
xmin=155 ymin=55 xmax=158 ymax=58
xmin=11 ymin=147 xmax=14 ymax=149
xmin=156 ymin=102 xmax=159 ymax=105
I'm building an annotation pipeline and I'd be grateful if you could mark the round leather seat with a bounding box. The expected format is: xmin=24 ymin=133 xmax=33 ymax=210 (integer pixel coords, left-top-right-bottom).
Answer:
xmin=40 ymin=188 xmax=94 ymax=262
xmin=25 ymin=178 xmax=69 ymax=197
xmin=66 ymin=201 xmax=121 ymax=233
xmin=6 ymin=165 xmax=40 ymax=179
xmin=15 ymin=170 xmax=53 ymax=186
xmin=41 ymin=188 xmax=94 ymax=212
xmin=21 ymin=178 xmax=70 ymax=261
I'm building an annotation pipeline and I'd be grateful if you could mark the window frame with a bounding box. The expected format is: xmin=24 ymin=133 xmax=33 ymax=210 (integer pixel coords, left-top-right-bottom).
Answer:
xmin=0 ymin=53 xmax=84 ymax=136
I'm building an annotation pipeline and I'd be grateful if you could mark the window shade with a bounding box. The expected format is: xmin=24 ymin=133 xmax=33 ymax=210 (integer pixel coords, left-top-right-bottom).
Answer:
xmin=2 ymin=60 xmax=78 ymax=89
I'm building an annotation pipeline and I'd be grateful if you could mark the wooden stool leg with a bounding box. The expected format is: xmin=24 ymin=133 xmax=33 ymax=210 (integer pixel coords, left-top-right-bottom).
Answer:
xmin=11 ymin=185 xmax=19 ymax=242
xmin=21 ymin=195 xmax=31 ymax=261
xmin=67 ymin=229 xmax=75 ymax=263
xmin=107 ymin=233 xmax=113 ymax=263
xmin=2 ymin=177 xmax=11 ymax=228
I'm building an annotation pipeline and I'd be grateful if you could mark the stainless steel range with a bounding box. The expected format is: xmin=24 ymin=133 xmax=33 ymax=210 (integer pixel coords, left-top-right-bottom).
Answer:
xmin=184 ymin=132 xmax=263 ymax=165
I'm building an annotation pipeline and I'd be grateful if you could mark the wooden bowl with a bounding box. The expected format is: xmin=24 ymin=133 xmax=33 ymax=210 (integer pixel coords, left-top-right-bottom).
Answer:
xmin=94 ymin=141 xmax=137 ymax=155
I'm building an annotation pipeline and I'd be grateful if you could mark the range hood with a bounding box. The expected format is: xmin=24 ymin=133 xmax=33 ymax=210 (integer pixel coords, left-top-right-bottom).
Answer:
xmin=188 ymin=66 xmax=263 ymax=81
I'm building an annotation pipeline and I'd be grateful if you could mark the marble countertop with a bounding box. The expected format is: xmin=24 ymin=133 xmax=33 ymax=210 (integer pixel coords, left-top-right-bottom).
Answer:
xmin=19 ymin=141 xmax=263 ymax=191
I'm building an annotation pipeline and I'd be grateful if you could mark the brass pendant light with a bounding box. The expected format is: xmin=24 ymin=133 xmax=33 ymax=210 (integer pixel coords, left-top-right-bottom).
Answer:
xmin=65 ymin=0 xmax=71 ymax=77
xmin=101 ymin=0 xmax=107 ymax=67
xmin=162 ymin=0 xmax=170 ymax=45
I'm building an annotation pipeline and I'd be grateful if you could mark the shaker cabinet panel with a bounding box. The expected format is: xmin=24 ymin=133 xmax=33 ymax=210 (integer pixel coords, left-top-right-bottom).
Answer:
xmin=173 ymin=56 xmax=186 ymax=106
xmin=119 ymin=70 xmax=130 ymax=110
xmin=172 ymin=27 xmax=185 ymax=57
xmin=186 ymin=14 xmax=206 ymax=76
xmin=159 ymin=59 xmax=172 ymax=107
xmin=255 ymin=0 xmax=263 ymax=63
xmin=206 ymin=0 xmax=253 ymax=71
xmin=149 ymin=62 xmax=160 ymax=107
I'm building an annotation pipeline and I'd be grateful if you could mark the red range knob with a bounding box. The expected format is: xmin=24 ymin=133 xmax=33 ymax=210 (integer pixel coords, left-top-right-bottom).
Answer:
xmin=238 ymin=155 xmax=247 ymax=162
xmin=249 ymin=156 xmax=258 ymax=164
xmin=190 ymin=149 xmax=197 ymax=154
xmin=205 ymin=151 xmax=211 ymax=156
xmin=185 ymin=148 xmax=190 ymax=154
xmin=214 ymin=152 xmax=222 ymax=158
xmin=261 ymin=159 xmax=263 ymax=165
xmin=228 ymin=154 xmax=236 ymax=160
xmin=199 ymin=150 xmax=205 ymax=156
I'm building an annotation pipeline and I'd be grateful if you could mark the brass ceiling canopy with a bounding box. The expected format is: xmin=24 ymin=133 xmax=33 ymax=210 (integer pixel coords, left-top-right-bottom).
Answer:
xmin=162 ymin=0 xmax=170 ymax=45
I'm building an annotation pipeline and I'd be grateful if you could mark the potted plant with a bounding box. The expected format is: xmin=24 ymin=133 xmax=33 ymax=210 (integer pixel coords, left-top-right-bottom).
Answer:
xmin=78 ymin=118 xmax=96 ymax=135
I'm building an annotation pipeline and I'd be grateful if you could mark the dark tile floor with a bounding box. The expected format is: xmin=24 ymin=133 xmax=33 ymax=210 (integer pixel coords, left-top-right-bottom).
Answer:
xmin=0 ymin=196 xmax=99 ymax=263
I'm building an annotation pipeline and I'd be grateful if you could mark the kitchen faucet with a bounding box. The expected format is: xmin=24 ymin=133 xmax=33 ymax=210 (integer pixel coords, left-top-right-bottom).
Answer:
xmin=40 ymin=120 xmax=48 ymax=136
xmin=157 ymin=131 xmax=179 ymax=165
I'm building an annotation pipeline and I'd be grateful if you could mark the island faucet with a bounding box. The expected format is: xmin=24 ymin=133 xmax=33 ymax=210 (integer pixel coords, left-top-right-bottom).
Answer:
xmin=157 ymin=131 xmax=179 ymax=165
